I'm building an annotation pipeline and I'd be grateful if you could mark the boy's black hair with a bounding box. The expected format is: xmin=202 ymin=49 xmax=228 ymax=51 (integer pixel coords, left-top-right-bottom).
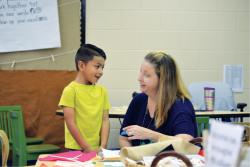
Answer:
xmin=75 ymin=44 xmax=106 ymax=71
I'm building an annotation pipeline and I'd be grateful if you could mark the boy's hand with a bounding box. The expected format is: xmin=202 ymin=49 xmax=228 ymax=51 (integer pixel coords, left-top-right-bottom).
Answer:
xmin=100 ymin=144 xmax=107 ymax=149
xmin=81 ymin=143 xmax=92 ymax=152
xmin=81 ymin=146 xmax=99 ymax=153
xmin=81 ymin=146 xmax=92 ymax=153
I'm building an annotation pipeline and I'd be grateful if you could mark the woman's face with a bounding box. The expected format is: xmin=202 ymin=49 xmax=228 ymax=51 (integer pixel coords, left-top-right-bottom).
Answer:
xmin=138 ymin=60 xmax=159 ymax=96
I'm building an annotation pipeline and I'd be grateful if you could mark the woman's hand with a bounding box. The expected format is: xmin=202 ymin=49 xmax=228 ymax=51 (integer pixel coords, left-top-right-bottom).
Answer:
xmin=123 ymin=125 xmax=155 ymax=140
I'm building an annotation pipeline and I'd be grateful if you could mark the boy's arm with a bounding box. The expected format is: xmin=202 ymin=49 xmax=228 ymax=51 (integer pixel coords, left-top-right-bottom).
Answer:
xmin=100 ymin=109 xmax=110 ymax=148
xmin=63 ymin=107 xmax=92 ymax=152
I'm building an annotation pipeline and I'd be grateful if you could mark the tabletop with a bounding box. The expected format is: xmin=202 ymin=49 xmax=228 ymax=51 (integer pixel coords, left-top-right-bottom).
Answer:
xmin=56 ymin=107 xmax=250 ymax=119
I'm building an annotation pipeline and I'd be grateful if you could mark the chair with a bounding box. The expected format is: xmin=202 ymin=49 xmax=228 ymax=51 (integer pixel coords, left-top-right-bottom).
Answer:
xmin=0 ymin=105 xmax=43 ymax=145
xmin=0 ymin=130 xmax=9 ymax=167
xmin=9 ymin=110 xmax=60 ymax=166
xmin=188 ymin=82 xmax=247 ymax=121
xmin=196 ymin=117 xmax=209 ymax=137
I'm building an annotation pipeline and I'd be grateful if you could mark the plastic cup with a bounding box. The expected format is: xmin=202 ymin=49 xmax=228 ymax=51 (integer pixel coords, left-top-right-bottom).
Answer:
xmin=204 ymin=87 xmax=215 ymax=111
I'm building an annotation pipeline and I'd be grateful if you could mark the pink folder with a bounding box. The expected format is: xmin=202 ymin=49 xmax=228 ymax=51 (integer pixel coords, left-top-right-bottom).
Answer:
xmin=39 ymin=151 xmax=97 ymax=162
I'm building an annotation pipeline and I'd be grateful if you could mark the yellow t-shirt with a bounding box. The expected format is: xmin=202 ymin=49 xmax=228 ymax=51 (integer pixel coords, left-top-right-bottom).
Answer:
xmin=58 ymin=81 xmax=111 ymax=150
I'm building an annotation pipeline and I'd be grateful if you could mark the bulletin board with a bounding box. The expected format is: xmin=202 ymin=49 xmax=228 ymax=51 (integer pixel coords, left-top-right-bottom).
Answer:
xmin=0 ymin=70 xmax=76 ymax=147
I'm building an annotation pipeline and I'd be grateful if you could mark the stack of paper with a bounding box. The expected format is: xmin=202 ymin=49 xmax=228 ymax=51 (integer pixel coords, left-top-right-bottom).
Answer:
xmin=98 ymin=148 xmax=121 ymax=161
xmin=55 ymin=161 xmax=94 ymax=167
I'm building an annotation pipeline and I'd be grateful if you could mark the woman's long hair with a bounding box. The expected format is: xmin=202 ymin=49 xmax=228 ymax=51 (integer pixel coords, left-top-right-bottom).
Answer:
xmin=145 ymin=52 xmax=190 ymax=128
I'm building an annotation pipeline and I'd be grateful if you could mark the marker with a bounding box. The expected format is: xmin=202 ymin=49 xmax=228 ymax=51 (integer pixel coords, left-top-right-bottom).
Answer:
xmin=120 ymin=130 xmax=128 ymax=137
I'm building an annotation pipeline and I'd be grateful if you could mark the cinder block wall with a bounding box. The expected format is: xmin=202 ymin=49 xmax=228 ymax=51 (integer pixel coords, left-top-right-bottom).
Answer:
xmin=0 ymin=0 xmax=248 ymax=149
xmin=86 ymin=0 xmax=249 ymax=148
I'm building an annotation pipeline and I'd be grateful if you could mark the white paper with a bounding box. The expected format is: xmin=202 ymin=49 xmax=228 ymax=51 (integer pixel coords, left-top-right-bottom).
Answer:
xmin=0 ymin=0 xmax=61 ymax=52
xmin=101 ymin=148 xmax=120 ymax=158
xmin=55 ymin=161 xmax=94 ymax=167
xmin=103 ymin=162 xmax=125 ymax=166
xmin=223 ymin=65 xmax=244 ymax=92
xmin=206 ymin=120 xmax=244 ymax=167
xmin=143 ymin=156 xmax=155 ymax=167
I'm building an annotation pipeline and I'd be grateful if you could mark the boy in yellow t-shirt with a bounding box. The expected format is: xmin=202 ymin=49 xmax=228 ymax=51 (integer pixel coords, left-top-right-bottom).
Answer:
xmin=59 ymin=44 xmax=111 ymax=152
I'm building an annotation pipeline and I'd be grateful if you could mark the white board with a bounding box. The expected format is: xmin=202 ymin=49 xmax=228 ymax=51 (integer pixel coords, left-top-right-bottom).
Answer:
xmin=0 ymin=0 xmax=61 ymax=53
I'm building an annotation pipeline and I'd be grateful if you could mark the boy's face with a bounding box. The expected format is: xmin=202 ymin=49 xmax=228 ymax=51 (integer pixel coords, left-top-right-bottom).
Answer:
xmin=79 ymin=56 xmax=105 ymax=84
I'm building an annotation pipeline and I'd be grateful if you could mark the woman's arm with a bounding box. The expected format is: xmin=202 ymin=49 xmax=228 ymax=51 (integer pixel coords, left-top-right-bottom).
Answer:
xmin=100 ymin=110 xmax=110 ymax=148
xmin=171 ymin=107 xmax=196 ymax=141
xmin=63 ymin=107 xmax=92 ymax=152
xmin=175 ymin=134 xmax=193 ymax=141
xmin=119 ymin=135 xmax=132 ymax=148
xmin=123 ymin=125 xmax=194 ymax=143
xmin=122 ymin=125 xmax=162 ymax=142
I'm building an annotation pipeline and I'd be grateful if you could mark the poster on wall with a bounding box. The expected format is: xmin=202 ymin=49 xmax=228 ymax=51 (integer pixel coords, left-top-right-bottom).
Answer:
xmin=223 ymin=65 xmax=244 ymax=92
xmin=0 ymin=0 xmax=61 ymax=53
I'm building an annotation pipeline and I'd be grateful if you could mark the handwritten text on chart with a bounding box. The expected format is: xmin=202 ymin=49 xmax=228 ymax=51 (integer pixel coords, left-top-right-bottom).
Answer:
xmin=0 ymin=0 xmax=48 ymax=25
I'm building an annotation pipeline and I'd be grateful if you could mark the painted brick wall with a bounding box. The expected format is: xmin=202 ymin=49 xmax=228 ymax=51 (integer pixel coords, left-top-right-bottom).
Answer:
xmin=86 ymin=0 xmax=249 ymax=148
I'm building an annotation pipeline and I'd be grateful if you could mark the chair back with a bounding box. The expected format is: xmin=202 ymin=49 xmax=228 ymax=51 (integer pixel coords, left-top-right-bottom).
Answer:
xmin=188 ymin=82 xmax=235 ymax=111
xmin=196 ymin=117 xmax=209 ymax=137
xmin=9 ymin=110 xmax=27 ymax=166
xmin=0 ymin=130 xmax=9 ymax=167
xmin=0 ymin=106 xmax=22 ymax=145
